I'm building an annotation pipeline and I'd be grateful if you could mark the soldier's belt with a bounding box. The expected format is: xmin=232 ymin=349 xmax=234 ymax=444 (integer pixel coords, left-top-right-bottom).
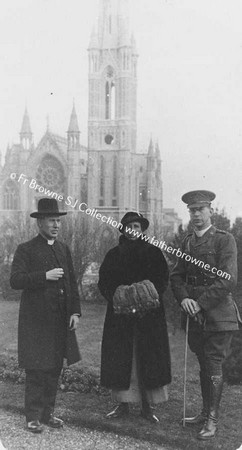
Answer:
xmin=186 ymin=275 xmax=215 ymax=286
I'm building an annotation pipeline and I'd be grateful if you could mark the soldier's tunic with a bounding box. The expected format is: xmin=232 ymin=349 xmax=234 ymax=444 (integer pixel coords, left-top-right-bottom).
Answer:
xmin=170 ymin=225 xmax=240 ymax=375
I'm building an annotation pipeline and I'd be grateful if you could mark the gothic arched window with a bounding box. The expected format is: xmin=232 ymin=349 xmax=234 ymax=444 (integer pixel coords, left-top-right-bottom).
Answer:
xmin=81 ymin=177 xmax=88 ymax=203
xmin=111 ymin=82 xmax=115 ymax=120
xmin=3 ymin=180 xmax=18 ymax=210
xmin=105 ymin=81 xmax=110 ymax=119
xmin=99 ymin=155 xmax=105 ymax=205
xmin=104 ymin=66 xmax=115 ymax=120
xmin=113 ymin=156 xmax=117 ymax=198
xmin=139 ymin=185 xmax=147 ymax=210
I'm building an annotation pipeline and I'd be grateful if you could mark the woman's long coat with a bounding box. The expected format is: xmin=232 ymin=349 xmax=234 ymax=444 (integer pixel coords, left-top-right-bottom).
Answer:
xmin=10 ymin=234 xmax=81 ymax=370
xmin=98 ymin=235 xmax=171 ymax=390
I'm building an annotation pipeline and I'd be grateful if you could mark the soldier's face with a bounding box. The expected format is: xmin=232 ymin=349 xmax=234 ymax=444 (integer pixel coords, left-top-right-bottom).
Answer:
xmin=123 ymin=221 xmax=143 ymax=240
xmin=37 ymin=216 xmax=61 ymax=240
xmin=189 ymin=205 xmax=213 ymax=230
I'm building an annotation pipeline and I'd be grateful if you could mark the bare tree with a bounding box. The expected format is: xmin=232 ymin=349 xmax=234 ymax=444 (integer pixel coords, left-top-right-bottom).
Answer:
xmin=0 ymin=212 xmax=35 ymax=299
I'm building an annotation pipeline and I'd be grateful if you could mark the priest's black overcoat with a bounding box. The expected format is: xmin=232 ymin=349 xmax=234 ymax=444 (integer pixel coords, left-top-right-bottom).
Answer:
xmin=98 ymin=235 xmax=171 ymax=390
xmin=10 ymin=234 xmax=81 ymax=370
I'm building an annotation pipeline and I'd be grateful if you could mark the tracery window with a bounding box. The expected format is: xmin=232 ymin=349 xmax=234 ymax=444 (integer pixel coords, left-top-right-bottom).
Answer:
xmin=105 ymin=66 xmax=115 ymax=120
xmin=36 ymin=155 xmax=65 ymax=192
xmin=112 ymin=155 xmax=117 ymax=198
xmin=99 ymin=155 xmax=105 ymax=205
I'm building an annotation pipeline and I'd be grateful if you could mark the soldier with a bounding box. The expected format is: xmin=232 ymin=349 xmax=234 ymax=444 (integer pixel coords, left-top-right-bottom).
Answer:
xmin=170 ymin=190 xmax=241 ymax=440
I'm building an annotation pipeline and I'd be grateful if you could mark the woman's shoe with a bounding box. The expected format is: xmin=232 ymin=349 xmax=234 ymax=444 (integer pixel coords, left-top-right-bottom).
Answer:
xmin=106 ymin=403 xmax=129 ymax=419
xmin=140 ymin=409 xmax=160 ymax=423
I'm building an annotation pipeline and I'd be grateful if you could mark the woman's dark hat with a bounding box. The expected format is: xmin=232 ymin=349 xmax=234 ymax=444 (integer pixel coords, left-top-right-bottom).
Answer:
xmin=182 ymin=190 xmax=215 ymax=208
xmin=30 ymin=198 xmax=67 ymax=218
xmin=120 ymin=211 xmax=149 ymax=233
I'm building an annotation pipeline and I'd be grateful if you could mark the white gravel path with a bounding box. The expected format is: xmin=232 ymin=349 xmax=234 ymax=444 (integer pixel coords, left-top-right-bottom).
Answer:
xmin=0 ymin=410 xmax=170 ymax=450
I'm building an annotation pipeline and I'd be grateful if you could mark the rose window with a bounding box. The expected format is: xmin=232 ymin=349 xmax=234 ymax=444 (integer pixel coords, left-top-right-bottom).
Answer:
xmin=36 ymin=156 xmax=64 ymax=191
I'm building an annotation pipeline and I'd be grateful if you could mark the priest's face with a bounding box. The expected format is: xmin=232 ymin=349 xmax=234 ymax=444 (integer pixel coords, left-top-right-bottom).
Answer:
xmin=37 ymin=215 xmax=61 ymax=240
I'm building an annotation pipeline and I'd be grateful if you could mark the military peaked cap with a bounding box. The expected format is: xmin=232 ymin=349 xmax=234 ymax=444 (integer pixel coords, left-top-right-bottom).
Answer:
xmin=182 ymin=190 xmax=216 ymax=208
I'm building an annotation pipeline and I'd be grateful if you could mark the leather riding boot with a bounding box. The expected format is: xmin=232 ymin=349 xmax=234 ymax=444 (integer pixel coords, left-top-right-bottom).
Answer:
xmin=106 ymin=403 xmax=129 ymax=419
xmin=184 ymin=371 xmax=210 ymax=425
xmin=198 ymin=375 xmax=223 ymax=440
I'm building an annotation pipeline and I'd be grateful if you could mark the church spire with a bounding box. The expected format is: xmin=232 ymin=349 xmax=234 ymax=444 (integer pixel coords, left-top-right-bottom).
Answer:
xmin=20 ymin=107 xmax=33 ymax=150
xmin=67 ymin=102 xmax=80 ymax=148
xmin=148 ymin=137 xmax=154 ymax=156
xmin=97 ymin=0 xmax=131 ymax=49
xmin=20 ymin=107 xmax=32 ymax=136
xmin=68 ymin=101 xmax=80 ymax=133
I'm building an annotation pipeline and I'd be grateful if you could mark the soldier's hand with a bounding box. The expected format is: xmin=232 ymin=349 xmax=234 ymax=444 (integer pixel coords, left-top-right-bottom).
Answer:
xmin=69 ymin=314 xmax=79 ymax=331
xmin=181 ymin=298 xmax=201 ymax=316
xmin=46 ymin=268 xmax=64 ymax=281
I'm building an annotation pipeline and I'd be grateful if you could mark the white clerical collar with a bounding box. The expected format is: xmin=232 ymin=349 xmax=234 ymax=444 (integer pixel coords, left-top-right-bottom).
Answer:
xmin=195 ymin=224 xmax=212 ymax=237
xmin=39 ymin=233 xmax=55 ymax=245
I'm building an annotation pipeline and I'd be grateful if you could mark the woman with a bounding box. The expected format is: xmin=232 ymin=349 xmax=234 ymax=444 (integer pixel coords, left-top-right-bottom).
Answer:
xmin=98 ymin=211 xmax=171 ymax=422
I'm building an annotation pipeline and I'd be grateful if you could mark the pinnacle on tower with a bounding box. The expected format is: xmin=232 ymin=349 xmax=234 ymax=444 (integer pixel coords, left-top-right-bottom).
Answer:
xmin=131 ymin=33 xmax=138 ymax=54
xmin=148 ymin=137 xmax=154 ymax=156
xmin=67 ymin=102 xmax=80 ymax=149
xmin=20 ymin=107 xmax=32 ymax=137
xmin=68 ymin=102 xmax=80 ymax=133
xmin=20 ymin=107 xmax=33 ymax=149
xmin=155 ymin=142 xmax=160 ymax=158
xmin=89 ymin=25 xmax=99 ymax=49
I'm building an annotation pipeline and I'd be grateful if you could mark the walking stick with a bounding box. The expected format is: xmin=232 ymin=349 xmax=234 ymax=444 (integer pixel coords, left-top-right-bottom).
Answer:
xmin=182 ymin=315 xmax=189 ymax=428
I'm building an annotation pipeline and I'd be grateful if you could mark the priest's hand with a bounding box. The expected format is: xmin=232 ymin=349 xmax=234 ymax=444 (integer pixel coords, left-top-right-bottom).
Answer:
xmin=46 ymin=268 xmax=64 ymax=280
xmin=69 ymin=314 xmax=80 ymax=331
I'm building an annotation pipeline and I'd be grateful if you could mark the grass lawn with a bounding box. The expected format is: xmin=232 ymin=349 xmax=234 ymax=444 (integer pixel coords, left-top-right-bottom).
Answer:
xmin=0 ymin=298 xmax=242 ymax=450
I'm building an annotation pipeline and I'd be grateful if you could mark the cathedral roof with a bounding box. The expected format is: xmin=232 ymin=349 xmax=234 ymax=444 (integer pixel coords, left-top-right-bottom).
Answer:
xmin=37 ymin=131 xmax=68 ymax=156
xmin=37 ymin=130 xmax=87 ymax=157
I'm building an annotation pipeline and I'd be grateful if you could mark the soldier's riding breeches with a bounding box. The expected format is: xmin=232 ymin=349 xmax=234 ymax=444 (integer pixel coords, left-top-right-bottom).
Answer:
xmin=188 ymin=329 xmax=233 ymax=376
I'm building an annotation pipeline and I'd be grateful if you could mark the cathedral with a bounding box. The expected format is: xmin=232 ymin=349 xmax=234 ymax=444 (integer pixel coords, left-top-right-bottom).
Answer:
xmin=0 ymin=0 xmax=172 ymax=234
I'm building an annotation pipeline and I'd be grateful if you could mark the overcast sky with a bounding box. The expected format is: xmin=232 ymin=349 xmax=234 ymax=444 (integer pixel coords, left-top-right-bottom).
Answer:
xmin=1 ymin=0 xmax=242 ymax=224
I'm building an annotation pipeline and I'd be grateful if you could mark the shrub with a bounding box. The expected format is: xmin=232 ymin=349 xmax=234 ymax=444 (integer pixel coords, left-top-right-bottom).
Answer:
xmin=223 ymin=330 xmax=242 ymax=384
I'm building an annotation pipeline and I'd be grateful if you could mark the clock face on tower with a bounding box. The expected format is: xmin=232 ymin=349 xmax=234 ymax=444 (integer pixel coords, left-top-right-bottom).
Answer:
xmin=36 ymin=155 xmax=65 ymax=192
